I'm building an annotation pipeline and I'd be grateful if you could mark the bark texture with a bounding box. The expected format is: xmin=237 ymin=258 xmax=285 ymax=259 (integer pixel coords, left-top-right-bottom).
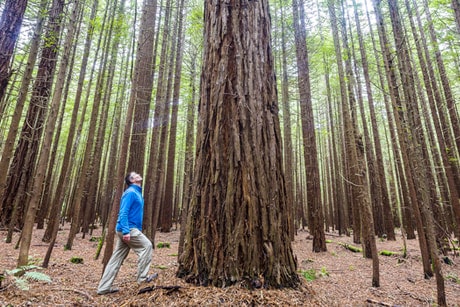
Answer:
xmin=177 ymin=0 xmax=299 ymax=288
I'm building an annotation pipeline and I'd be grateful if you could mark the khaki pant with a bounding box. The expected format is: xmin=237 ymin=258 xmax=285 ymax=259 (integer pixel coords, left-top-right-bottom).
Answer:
xmin=97 ymin=228 xmax=153 ymax=294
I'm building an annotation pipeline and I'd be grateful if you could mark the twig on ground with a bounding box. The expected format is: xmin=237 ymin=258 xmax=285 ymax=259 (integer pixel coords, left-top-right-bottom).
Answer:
xmin=365 ymin=298 xmax=395 ymax=306
xmin=138 ymin=285 xmax=181 ymax=294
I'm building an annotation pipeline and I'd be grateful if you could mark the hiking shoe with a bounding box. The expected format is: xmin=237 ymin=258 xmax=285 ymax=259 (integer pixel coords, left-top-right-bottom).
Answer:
xmin=145 ymin=273 xmax=158 ymax=283
xmin=97 ymin=287 xmax=119 ymax=295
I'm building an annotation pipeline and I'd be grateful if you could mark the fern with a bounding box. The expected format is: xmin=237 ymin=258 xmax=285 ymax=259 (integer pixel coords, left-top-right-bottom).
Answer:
xmin=4 ymin=265 xmax=51 ymax=291
xmin=23 ymin=271 xmax=52 ymax=283
xmin=14 ymin=278 xmax=29 ymax=291
xmin=6 ymin=265 xmax=42 ymax=276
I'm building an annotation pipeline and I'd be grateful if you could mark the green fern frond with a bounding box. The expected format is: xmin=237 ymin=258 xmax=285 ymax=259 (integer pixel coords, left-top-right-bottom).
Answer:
xmin=23 ymin=271 xmax=52 ymax=283
xmin=6 ymin=265 xmax=42 ymax=276
xmin=14 ymin=278 xmax=29 ymax=291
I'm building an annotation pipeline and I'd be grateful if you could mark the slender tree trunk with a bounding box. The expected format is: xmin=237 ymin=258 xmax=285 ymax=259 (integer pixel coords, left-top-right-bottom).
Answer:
xmin=0 ymin=0 xmax=47 ymax=220
xmin=0 ymin=0 xmax=29 ymax=103
xmin=356 ymin=136 xmax=380 ymax=287
xmin=65 ymin=0 xmax=123 ymax=250
xmin=144 ymin=0 xmax=173 ymax=240
xmin=43 ymin=0 xmax=99 ymax=243
xmin=423 ymin=0 xmax=460 ymax=161
xmin=127 ymin=0 xmax=157 ymax=173
xmin=352 ymin=0 xmax=395 ymax=240
xmin=1 ymin=0 xmax=64 ymax=231
xmin=178 ymin=47 xmax=198 ymax=256
xmin=279 ymin=0 xmax=295 ymax=241
xmin=18 ymin=0 xmax=80 ymax=267
xmin=406 ymin=0 xmax=460 ymax=242
xmin=292 ymin=0 xmax=326 ymax=252
xmin=158 ymin=0 xmax=178 ymax=233
xmin=453 ymin=0 xmax=460 ymax=35
xmin=163 ymin=0 xmax=186 ymax=234
xmin=328 ymin=0 xmax=361 ymax=244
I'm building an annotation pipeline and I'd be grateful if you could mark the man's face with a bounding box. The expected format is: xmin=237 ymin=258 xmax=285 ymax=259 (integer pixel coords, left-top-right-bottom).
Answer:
xmin=130 ymin=172 xmax=143 ymax=184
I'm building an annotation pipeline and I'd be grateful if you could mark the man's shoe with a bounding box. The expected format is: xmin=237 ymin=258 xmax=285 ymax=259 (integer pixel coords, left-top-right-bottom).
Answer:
xmin=145 ymin=273 xmax=158 ymax=283
xmin=97 ymin=287 xmax=119 ymax=295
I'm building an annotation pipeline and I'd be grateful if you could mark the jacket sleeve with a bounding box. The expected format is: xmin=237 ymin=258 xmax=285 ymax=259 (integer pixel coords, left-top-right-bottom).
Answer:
xmin=118 ymin=191 xmax=134 ymax=235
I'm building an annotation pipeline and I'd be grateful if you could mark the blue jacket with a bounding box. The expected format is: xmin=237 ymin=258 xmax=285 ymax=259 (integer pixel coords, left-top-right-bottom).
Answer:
xmin=116 ymin=185 xmax=144 ymax=235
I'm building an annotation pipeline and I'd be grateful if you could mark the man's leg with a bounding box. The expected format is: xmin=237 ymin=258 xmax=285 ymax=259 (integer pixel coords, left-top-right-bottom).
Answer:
xmin=129 ymin=228 xmax=153 ymax=283
xmin=97 ymin=233 xmax=130 ymax=294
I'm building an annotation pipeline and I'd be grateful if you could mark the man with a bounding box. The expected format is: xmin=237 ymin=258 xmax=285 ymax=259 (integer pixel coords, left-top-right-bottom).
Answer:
xmin=97 ymin=171 xmax=156 ymax=295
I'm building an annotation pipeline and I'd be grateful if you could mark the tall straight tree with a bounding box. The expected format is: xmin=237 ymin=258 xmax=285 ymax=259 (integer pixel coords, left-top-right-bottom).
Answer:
xmin=387 ymin=0 xmax=446 ymax=304
xmin=127 ymin=0 xmax=157 ymax=173
xmin=278 ymin=0 xmax=295 ymax=241
xmin=327 ymin=0 xmax=361 ymax=244
xmin=1 ymin=0 xmax=65 ymax=233
xmin=453 ymin=0 xmax=460 ymax=35
xmin=292 ymin=0 xmax=326 ymax=252
xmin=18 ymin=0 xmax=81 ymax=267
xmin=351 ymin=0 xmax=395 ymax=241
xmin=162 ymin=0 xmax=186 ymax=233
xmin=65 ymin=0 xmax=124 ymax=250
xmin=0 ymin=0 xmax=47 ymax=219
xmin=42 ymin=0 xmax=99 ymax=244
xmin=0 ymin=0 xmax=29 ymax=104
xmin=177 ymin=0 xmax=299 ymax=288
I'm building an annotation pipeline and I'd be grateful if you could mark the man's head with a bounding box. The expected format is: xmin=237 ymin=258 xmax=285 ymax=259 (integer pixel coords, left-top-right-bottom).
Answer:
xmin=125 ymin=172 xmax=143 ymax=186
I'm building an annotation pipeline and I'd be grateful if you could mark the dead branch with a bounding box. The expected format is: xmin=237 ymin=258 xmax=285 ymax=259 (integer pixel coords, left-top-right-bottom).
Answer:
xmin=138 ymin=285 xmax=181 ymax=294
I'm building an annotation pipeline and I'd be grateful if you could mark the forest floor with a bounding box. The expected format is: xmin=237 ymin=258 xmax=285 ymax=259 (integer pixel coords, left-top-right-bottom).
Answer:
xmin=0 ymin=225 xmax=459 ymax=306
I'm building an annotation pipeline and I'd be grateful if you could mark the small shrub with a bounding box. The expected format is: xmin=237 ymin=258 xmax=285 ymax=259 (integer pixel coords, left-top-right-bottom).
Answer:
xmin=155 ymin=265 xmax=168 ymax=270
xmin=300 ymin=269 xmax=317 ymax=282
xmin=89 ymin=236 xmax=101 ymax=242
xmin=70 ymin=257 xmax=84 ymax=264
xmin=156 ymin=242 xmax=170 ymax=248
xmin=319 ymin=267 xmax=329 ymax=277
xmin=379 ymin=250 xmax=398 ymax=256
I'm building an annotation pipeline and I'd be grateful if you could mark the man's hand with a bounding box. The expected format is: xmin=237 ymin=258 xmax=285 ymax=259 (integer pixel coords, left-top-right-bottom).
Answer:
xmin=122 ymin=234 xmax=130 ymax=242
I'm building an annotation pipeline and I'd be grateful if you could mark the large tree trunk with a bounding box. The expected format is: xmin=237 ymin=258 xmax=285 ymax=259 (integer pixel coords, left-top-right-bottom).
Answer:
xmin=177 ymin=0 xmax=299 ymax=288
xmin=0 ymin=0 xmax=28 ymax=103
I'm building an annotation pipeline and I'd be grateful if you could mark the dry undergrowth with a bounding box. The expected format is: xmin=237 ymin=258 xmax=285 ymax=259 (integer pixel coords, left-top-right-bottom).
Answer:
xmin=0 ymin=226 xmax=459 ymax=306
